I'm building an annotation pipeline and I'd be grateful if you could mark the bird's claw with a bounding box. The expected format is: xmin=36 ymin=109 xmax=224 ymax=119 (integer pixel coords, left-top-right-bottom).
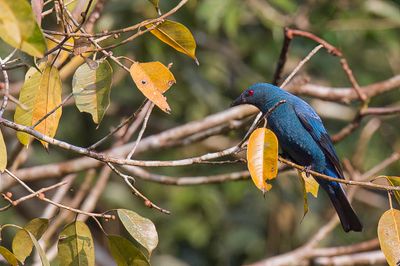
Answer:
xmin=302 ymin=165 xmax=312 ymax=177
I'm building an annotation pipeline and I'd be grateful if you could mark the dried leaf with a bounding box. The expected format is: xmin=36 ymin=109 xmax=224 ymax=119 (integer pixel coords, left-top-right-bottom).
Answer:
xmin=73 ymin=60 xmax=113 ymax=124
xmin=57 ymin=221 xmax=95 ymax=266
xmin=130 ymin=61 xmax=176 ymax=113
xmin=378 ymin=209 xmax=400 ymax=266
xmin=74 ymin=37 xmax=91 ymax=56
xmin=147 ymin=20 xmax=198 ymax=64
xmin=0 ymin=129 xmax=6 ymax=172
xmin=12 ymin=218 xmax=49 ymax=263
xmin=117 ymin=209 xmax=158 ymax=255
xmin=247 ymin=128 xmax=279 ymax=192
xmin=107 ymin=235 xmax=150 ymax=266
xmin=14 ymin=63 xmax=62 ymax=148
xmin=0 ymin=246 xmax=18 ymax=266
xmin=0 ymin=0 xmax=47 ymax=57
xmin=385 ymin=176 xmax=400 ymax=206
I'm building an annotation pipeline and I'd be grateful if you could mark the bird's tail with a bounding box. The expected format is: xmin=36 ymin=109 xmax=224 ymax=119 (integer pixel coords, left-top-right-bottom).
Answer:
xmin=325 ymin=182 xmax=363 ymax=232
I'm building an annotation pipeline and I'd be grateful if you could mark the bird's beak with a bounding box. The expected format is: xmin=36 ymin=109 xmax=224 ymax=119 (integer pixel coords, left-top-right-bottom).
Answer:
xmin=231 ymin=95 xmax=246 ymax=107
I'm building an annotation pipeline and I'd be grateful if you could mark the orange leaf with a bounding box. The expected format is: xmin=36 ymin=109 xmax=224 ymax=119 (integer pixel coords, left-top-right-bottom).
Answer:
xmin=247 ymin=128 xmax=279 ymax=192
xmin=130 ymin=61 xmax=176 ymax=113
xmin=378 ymin=208 xmax=400 ymax=266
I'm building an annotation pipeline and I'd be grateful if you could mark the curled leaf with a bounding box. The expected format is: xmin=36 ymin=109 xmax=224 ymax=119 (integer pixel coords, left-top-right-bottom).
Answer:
xmin=247 ymin=128 xmax=279 ymax=192
xmin=73 ymin=60 xmax=113 ymax=124
xmin=147 ymin=20 xmax=198 ymax=64
xmin=0 ymin=129 xmax=6 ymax=172
xmin=117 ymin=209 xmax=158 ymax=255
xmin=12 ymin=218 xmax=49 ymax=263
xmin=378 ymin=209 xmax=400 ymax=266
xmin=385 ymin=176 xmax=400 ymax=206
xmin=130 ymin=61 xmax=176 ymax=113
xmin=0 ymin=246 xmax=18 ymax=266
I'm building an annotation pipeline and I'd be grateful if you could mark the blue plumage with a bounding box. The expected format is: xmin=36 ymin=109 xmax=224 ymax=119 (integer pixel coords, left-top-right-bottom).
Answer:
xmin=232 ymin=83 xmax=362 ymax=232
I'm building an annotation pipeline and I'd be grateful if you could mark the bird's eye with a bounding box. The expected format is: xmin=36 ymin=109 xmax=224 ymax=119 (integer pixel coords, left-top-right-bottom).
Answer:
xmin=247 ymin=90 xmax=254 ymax=96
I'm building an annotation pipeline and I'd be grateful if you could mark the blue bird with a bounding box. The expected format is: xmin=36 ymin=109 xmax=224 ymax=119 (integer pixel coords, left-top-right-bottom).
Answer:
xmin=232 ymin=83 xmax=362 ymax=232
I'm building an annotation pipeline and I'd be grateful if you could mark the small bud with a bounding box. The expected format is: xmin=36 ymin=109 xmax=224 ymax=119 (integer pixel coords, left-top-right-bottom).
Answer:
xmin=38 ymin=192 xmax=45 ymax=200
xmin=5 ymin=192 xmax=12 ymax=198
xmin=145 ymin=200 xmax=152 ymax=208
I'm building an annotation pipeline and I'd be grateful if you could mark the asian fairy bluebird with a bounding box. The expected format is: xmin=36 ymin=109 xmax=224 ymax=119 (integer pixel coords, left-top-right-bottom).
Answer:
xmin=231 ymin=83 xmax=362 ymax=232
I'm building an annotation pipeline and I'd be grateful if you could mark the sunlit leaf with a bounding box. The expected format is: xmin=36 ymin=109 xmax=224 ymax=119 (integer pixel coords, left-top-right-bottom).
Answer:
xmin=147 ymin=20 xmax=199 ymax=64
xmin=14 ymin=63 xmax=62 ymax=148
xmin=298 ymin=171 xmax=319 ymax=198
xmin=247 ymin=128 xmax=279 ymax=192
xmin=0 ymin=0 xmax=47 ymax=57
xmin=117 ymin=209 xmax=158 ymax=255
xmin=130 ymin=61 xmax=176 ymax=113
xmin=12 ymin=218 xmax=49 ymax=263
xmin=73 ymin=60 xmax=113 ymax=124
xmin=0 ymin=129 xmax=6 ymax=172
xmin=0 ymin=246 xmax=18 ymax=266
xmin=57 ymin=221 xmax=95 ymax=266
xmin=297 ymin=170 xmax=319 ymax=217
xmin=378 ymin=208 xmax=400 ymax=266
xmin=107 ymin=235 xmax=150 ymax=266
xmin=385 ymin=176 xmax=400 ymax=206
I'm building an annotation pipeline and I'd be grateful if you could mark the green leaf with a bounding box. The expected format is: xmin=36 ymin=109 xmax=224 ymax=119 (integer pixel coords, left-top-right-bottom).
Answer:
xmin=27 ymin=230 xmax=50 ymax=266
xmin=0 ymin=0 xmax=47 ymax=57
xmin=12 ymin=218 xmax=49 ymax=263
xmin=72 ymin=60 xmax=113 ymax=124
xmin=107 ymin=235 xmax=150 ymax=266
xmin=147 ymin=20 xmax=199 ymax=65
xmin=378 ymin=208 xmax=400 ymax=266
xmin=14 ymin=63 xmax=63 ymax=147
xmin=0 ymin=246 xmax=18 ymax=266
xmin=385 ymin=176 xmax=400 ymax=206
xmin=0 ymin=129 xmax=6 ymax=172
xmin=117 ymin=209 xmax=158 ymax=255
xmin=57 ymin=221 xmax=95 ymax=266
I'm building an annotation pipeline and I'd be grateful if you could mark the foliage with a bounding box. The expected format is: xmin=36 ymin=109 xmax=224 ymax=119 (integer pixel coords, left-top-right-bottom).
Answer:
xmin=0 ymin=0 xmax=399 ymax=265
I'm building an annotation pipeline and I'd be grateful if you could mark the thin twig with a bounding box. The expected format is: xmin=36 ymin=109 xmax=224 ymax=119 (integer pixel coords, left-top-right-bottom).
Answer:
xmin=126 ymin=103 xmax=154 ymax=159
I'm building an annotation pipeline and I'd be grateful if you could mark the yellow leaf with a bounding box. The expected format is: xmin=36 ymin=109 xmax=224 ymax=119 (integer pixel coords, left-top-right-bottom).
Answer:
xmin=385 ymin=176 xmax=400 ymax=206
xmin=298 ymin=171 xmax=319 ymax=198
xmin=130 ymin=61 xmax=176 ymax=113
xmin=0 ymin=129 xmax=6 ymax=172
xmin=247 ymin=128 xmax=279 ymax=192
xmin=378 ymin=209 xmax=400 ymax=266
xmin=14 ymin=63 xmax=62 ymax=147
xmin=147 ymin=20 xmax=199 ymax=65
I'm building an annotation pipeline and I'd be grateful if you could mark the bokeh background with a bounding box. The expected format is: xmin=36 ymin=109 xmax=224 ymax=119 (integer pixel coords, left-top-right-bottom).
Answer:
xmin=1 ymin=0 xmax=400 ymax=265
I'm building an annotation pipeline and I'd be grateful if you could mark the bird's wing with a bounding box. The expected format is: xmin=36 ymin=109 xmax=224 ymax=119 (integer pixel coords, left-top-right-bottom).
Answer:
xmin=293 ymin=102 xmax=345 ymax=179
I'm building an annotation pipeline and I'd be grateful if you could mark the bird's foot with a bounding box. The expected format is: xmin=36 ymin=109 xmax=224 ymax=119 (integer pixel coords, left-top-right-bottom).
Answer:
xmin=302 ymin=165 xmax=312 ymax=177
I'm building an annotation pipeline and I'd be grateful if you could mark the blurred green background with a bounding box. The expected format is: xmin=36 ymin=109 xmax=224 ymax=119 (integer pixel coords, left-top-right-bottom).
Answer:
xmin=1 ymin=0 xmax=400 ymax=265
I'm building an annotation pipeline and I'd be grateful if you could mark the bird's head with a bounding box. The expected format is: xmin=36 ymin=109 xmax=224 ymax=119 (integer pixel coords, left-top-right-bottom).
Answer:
xmin=231 ymin=83 xmax=286 ymax=112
